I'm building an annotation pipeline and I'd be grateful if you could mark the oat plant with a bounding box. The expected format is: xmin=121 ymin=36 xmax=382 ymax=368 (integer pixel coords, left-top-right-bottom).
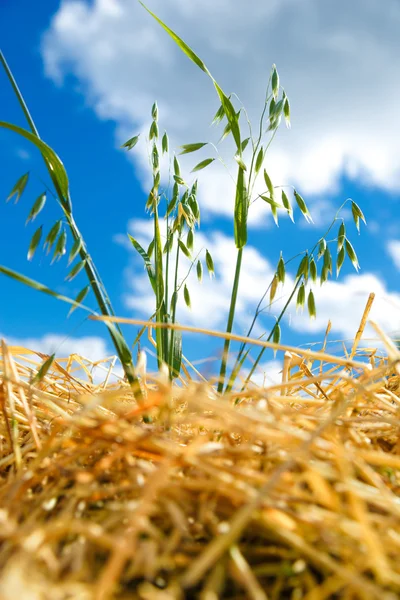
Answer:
xmin=0 ymin=50 xmax=143 ymax=399
xmin=1 ymin=9 xmax=365 ymax=394
xmin=142 ymin=2 xmax=365 ymax=392
xmin=123 ymin=103 xmax=214 ymax=378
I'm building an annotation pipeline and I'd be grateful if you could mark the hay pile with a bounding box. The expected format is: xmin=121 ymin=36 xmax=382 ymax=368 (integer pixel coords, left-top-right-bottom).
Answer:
xmin=1 ymin=321 xmax=400 ymax=599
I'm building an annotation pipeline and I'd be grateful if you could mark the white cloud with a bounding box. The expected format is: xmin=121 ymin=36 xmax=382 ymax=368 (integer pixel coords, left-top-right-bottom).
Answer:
xmin=387 ymin=240 xmax=400 ymax=271
xmin=292 ymin=274 xmax=400 ymax=343
xmin=2 ymin=333 xmax=123 ymax=383
xmin=5 ymin=333 xmax=109 ymax=361
xmin=42 ymin=0 xmax=400 ymax=222
xmin=247 ymin=359 xmax=283 ymax=388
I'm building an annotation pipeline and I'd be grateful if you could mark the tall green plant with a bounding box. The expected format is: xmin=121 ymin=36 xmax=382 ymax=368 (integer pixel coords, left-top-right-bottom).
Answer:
xmin=141 ymin=2 xmax=364 ymax=392
xmin=0 ymin=51 xmax=143 ymax=400
xmin=123 ymin=105 xmax=214 ymax=379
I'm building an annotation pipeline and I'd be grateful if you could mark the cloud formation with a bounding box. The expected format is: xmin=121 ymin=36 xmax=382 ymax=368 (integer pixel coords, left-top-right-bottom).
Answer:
xmin=2 ymin=333 xmax=122 ymax=383
xmin=42 ymin=0 xmax=400 ymax=215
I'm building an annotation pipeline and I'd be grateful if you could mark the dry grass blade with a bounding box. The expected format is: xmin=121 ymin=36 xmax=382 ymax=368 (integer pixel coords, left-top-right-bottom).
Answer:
xmin=1 ymin=322 xmax=400 ymax=599
xmin=90 ymin=316 xmax=369 ymax=372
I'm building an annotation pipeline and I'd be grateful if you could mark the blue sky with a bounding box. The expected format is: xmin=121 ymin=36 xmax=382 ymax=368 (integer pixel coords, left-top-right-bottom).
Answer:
xmin=1 ymin=0 xmax=400 ymax=383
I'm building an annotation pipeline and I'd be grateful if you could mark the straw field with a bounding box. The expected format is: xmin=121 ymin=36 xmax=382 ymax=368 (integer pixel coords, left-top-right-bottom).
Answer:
xmin=1 ymin=303 xmax=400 ymax=600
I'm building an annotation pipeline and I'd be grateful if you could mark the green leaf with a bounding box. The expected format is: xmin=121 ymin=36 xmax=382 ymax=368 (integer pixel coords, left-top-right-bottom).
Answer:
xmin=271 ymin=204 xmax=279 ymax=227
xmin=27 ymin=225 xmax=42 ymax=261
xmin=167 ymin=186 xmax=179 ymax=216
xmin=271 ymin=98 xmax=284 ymax=121
xmin=241 ymin=138 xmax=250 ymax=152
xmin=128 ymin=234 xmax=157 ymax=293
xmin=191 ymin=158 xmax=215 ymax=172
xmin=26 ymin=192 xmax=46 ymax=224
xmin=273 ymin=323 xmax=281 ymax=350
xmin=148 ymin=239 xmax=155 ymax=258
xmin=277 ymin=253 xmax=285 ymax=284
xmin=268 ymin=116 xmax=281 ymax=132
xmin=186 ymin=228 xmax=194 ymax=251
xmin=307 ymin=289 xmax=316 ymax=319
xmin=149 ymin=120 xmax=158 ymax=140
xmin=320 ymin=248 xmax=332 ymax=284
xmin=281 ymin=190 xmax=294 ymax=222
xmin=121 ymin=134 xmax=140 ymax=150
xmin=205 ymin=249 xmax=214 ymax=277
xmin=255 ymin=147 xmax=264 ymax=174
xmin=44 ymin=220 xmax=62 ymax=254
xmin=234 ymin=166 xmax=248 ymax=249
xmin=0 ymin=122 xmax=70 ymax=209
xmin=163 ymin=233 xmax=173 ymax=254
xmin=212 ymin=103 xmax=225 ymax=125
xmin=170 ymin=291 xmax=178 ymax=314
xmin=214 ymin=86 xmax=241 ymax=150
xmin=181 ymin=203 xmax=195 ymax=229
xmin=170 ymin=327 xmax=182 ymax=379
xmin=260 ymin=195 xmax=282 ymax=209
xmin=263 ymin=169 xmax=274 ymax=199
xmin=140 ymin=2 xmax=208 ymax=74
xmin=270 ymin=274 xmax=278 ymax=304
xmin=0 ymin=265 xmax=93 ymax=313
xmin=351 ymin=200 xmax=366 ymax=232
xmin=220 ymin=120 xmax=232 ymax=142
xmin=179 ymin=142 xmax=207 ymax=154
xmin=296 ymin=254 xmax=309 ymax=281
xmin=65 ymin=260 xmax=86 ymax=282
xmin=173 ymin=174 xmax=186 ymax=186
xmin=184 ymin=284 xmax=191 ymax=308
xmin=283 ymin=96 xmax=291 ymax=128
xmin=196 ymin=259 xmax=203 ymax=282
xmin=337 ymin=221 xmax=346 ymax=251
xmin=296 ymin=282 xmax=306 ymax=311
xmin=323 ymin=247 xmax=332 ymax=276
xmin=140 ymin=3 xmax=241 ymax=150
xmin=68 ymin=285 xmax=90 ymax=316
xmin=309 ymin=257 xmax=317 ymax=283
xmin=52 ymin=230 xmax=67 ymax=262
xmin=165 ymin=194 xmax=176 ymax=219
xmin=178 ymin=239 xmax=191 ymax=259
xmin=152 ymin=144 xmax=159 ymax=172
xmin=174 ymin=155 xmax=181 ymax=177
xmin=188 ymin=191 xmax=200 ymax=221
xmin=234 ymin=154 xmax=247 ymax=171
xmin=7 ymin=172 xmax=29 ymax=203
xmin=336 ymin=246 xmax=345 ymax=277
xmin=294 ymin=190 xmax=313 ymax=223
xmin=32 ymin=354 xmax=55 ymax=385
xmin=161 ymin=131 xmax=169 ymax=153
xmin=320 ymin=263 xmax=329 ymax=285
xmin=345 ymin=238 xmax=360 ymax=271
xmin=68 ymin=237 xmax=82 ymax=266
xmin=271 ymin=64 xmax=279 ymax=100
xmin=318 ymin=238 xmax=326 ymax=259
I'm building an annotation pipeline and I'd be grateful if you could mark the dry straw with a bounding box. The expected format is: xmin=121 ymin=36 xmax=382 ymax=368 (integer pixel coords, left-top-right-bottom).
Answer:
xmin=1 ymin=297 xmax=400 ymax=599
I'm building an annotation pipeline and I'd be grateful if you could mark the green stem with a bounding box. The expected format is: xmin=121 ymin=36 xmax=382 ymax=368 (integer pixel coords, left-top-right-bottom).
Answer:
xmin=242 ymin=277 xmax=302 ymax=389
xmin=1 ymin=51 xmax=143 ymax=399
xmin=153 ymin=196 xmax=165 ymax=368
xmin=168 ymin=236 xmax=181 ymax=378
xmin=217 ymin=247 xmax=243 ymax=393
